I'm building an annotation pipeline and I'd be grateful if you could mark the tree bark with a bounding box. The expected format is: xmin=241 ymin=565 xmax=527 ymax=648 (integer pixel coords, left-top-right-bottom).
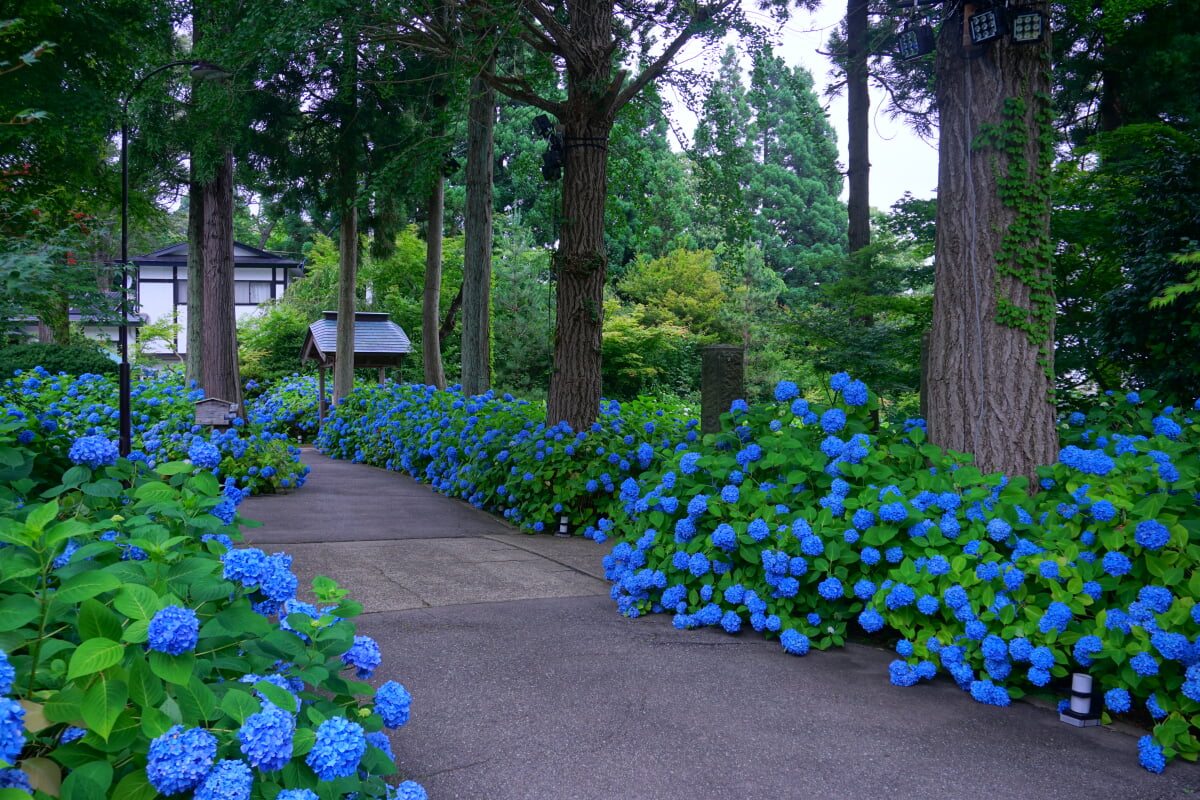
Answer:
xmin=927 ymin=12 xmax=1057 ymax=484
xmin=198 ymin=149 xmax=242 ymax=410
xmin=186 ymin=165 xmax=204 ymax=385
xmin=333 ymin=20 xmax=359 ymax=405
xmin=333 ymin=192 xmax=357 ymax=403
xmin=422 ymin=173 xmax=447 ymax=389
xmin=545 ymin=0 xmax=617 ymax=431
xmin=846 ymin=0 xmax=871 ymax=254
xmin=461 ymin=71 xmax=494 ymax=397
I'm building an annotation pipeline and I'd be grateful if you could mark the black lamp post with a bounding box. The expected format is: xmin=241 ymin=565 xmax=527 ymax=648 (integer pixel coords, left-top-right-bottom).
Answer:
xmin=119 ymin=60 xmax=230 ymax=455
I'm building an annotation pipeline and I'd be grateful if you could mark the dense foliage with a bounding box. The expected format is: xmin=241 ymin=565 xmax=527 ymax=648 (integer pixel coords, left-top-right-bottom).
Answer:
xmin=0 ymin=384 xmax=425 ymax=798
xmin=315 ymin=377 xmax=1200 ymax=772
xmin=3 ymin=367 xmax=308 ymax=496
xmin=0 ymin=345 xmax=118 ymax=379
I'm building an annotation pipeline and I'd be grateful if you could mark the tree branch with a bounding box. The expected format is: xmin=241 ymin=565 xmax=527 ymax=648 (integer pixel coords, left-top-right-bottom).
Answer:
xmin=520 ymin=0 xmax=581 ymax=65
xmin=483 ymin=72 xmax=561 ymax=115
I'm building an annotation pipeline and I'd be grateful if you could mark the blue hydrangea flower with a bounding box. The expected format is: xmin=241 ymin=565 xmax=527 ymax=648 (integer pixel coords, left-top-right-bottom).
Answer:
xmin=306 ymin=717 xmax=366 ymax=780
xmin=1138 ymin=586 xmax=1174 ymax=614
xmin=194 ymin=759 xmax=252 ymax=800
xmin=781 ymin=629 xmax=810 ymax=655
xmin=1130 ymin=652 xmax=1159 ymax=677
xmin=679 ymin=452 xmax=701 ymax=475
xmin=376 ymin=681 xmax=411 ymax=728
xmin=1138 ymin=735 xmax=1165 ymax=773
xmin=830 ymin=372 xmax=851 ymax=391
xmin=0 ymin=698 xmax=25 ymax=766
xmin=720 ymin=485 xmax=740 ymax=503
xmin=68 ymin=434 xmax=119 ymax=469
xmin=1103 ymin=688 xmax=1131 ymax=713
xmin=820 ymin=408 xmax=846 ymax=434
xmin=0 ymin=769 xmax=32 ymax=793
xmin=1101 ymin=551 xmax=1132 ymax=577
xmin=747 ymin=518 xmax=769 ymax=542
xmin=0 ymin=651 xmax=13 ymax=696
xmin=817 ymin=576 xmax=843 ymax=600
xmin=843 ymin=380 xmax=868 ymax=406
xmin=916 ymin=595 xmax=939 ymax=615
xmin=1038 ymin=602 xmax=1073 ymax=634
xmin=720 ymin=611 xmax=742 ymax=633
xmin=858 ymin=608 xmax=884 ymax=633
xmin=147 ymin=605 xmax=200 ymax=656
xmin=885 ymin=584 xmax=915 ymax=610
xmin=774 ymin=380 xmax=799 ymax=402
xmin=853 ymin=579 xmax=876 ymax=600
xmin=878 ymin=502 xmax=907 ymax=523
xmin=1073 ymin=635 xmax=1103 ymax=666
xmin=188 ymin=440 xmax=222 ymax=470
xmin=146 ymin=725 xmax=218 ymax=795
xmin=342 ymin=635 xmax=382 ymax=679
xmin=392 ymin=780 xmax=429 ymax=800
xmin=1091 ymin=500 xmax=1117 ymax=522
xmin=238 ymin=704 xmax=294 ymax=772
xmin=1134 ymin=520 xmax=1170 ymax=550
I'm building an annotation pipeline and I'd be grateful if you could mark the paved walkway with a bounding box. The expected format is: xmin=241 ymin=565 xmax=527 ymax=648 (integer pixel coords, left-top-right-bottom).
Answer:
xmin=239 ymin=450 xmax=1200 ymax=799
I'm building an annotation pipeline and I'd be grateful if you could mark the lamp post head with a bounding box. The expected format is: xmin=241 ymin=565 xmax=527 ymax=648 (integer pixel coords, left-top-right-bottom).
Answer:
xmin=189 ymin=62 xmax=233 ymax=81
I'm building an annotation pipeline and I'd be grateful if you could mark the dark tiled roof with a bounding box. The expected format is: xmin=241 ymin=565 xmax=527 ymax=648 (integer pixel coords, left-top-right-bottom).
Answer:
xmin=302 ymin=311 xmax=412 ymax=364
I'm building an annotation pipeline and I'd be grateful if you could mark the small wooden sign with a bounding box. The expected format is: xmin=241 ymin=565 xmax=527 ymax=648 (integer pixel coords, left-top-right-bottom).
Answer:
xmin=194 ymin=398 xmax=238 ymax=427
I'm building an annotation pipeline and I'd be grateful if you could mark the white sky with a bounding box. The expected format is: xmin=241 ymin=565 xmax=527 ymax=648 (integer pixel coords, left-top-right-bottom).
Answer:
xmin=663 ymin=4 xmax=940 ymax=210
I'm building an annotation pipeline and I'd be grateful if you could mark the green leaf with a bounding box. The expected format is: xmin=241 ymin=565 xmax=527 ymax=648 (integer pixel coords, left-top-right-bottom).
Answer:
xmin=52 ymin=569 xmax=121 ymax=606
xmin=0 ymin=593 xmax=41 ymax=632
xmin=291 ymin=727 xmax=316 ymax=758
xmin=60 ymin=760 xmax=113 ymax=800
xmin=113 ymin=584 xmax=162 ymax=621
xmin=110 ymin=770 xmax=158 ymax=800
xmin=81 ymin=676 xmax=127 ymax=740
xmin=81 ymin=479 xmax=122 ymax=499
xmin=25 ymin=499 xmax=60 ymax=533
xmin=67 ymin=638 xmax=125 ymax=681
xmin=155 ymin=461 xmax=194 ymax=476
xmin=43 ymin=686 xmax=85 ymax=723
xmin=139 ymin=706 xmax=174 ymax=739
xmin=148 ymin=650 xmax=196 ymax=686
xmin=45 ymin=519 xmax=90 ymax=547
xmin=133 ymin=482 xmax=178 ymax=503
xmin=77 ymin=598 xmax=123 ymax=642
xmin=175 ymin=675 xmax=218 ymax=725
xmin=255 ymin=680 xmax=298 ymax=714
xmin=219 ymin=688 xmax=261 ymax=725
xmin=61 ymin=466 xmax=91 ymax=488
xmin=127 ymin=653 xmax=165 ymax=708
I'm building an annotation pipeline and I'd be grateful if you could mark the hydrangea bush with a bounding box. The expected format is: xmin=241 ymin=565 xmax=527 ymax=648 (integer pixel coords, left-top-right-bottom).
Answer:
xmin=248 ymin=376 xmax=329 ymax=444
xmin=2 ymin=366 xmax=309 ymax=495
xmin=0 ymin=423 xmax=424 ymax=798
xmin=319 ymin=378 xmax=1199 ymax=772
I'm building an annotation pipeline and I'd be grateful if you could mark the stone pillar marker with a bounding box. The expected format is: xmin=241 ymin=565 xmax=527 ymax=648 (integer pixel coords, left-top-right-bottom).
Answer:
xmin=701 ymin=344 xmax=745 ymax=434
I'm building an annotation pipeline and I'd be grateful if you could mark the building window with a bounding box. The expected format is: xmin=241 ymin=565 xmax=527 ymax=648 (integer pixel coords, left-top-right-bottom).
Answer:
xmin=235 ymin=281 xmax=273 ymax=304
xmin=175 ymin=280 xmax=273 ymax=305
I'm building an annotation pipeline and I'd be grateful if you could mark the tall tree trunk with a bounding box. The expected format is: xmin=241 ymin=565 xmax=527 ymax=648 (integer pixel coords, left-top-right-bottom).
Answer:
xmin=186 ymin=152 xmax=205 ymax=386
xmin=422 ymin=174 xmax=447 ymax=389
xmin=334 ymin=194 xmax=357 ymax=402
xmin=546 ymin=0 xmax=616 ymax=430
xmin=333 ymin=20 xmax=359 ymax=405
xmin=846 ymin=0 xmax=871 ymax=254
xmin=198 ymin=149 xmax=242 ymax=410
xmin=461 ymin=71 xmax=494 ymax=397
xmin=927 ymin=12 xmax=1057 ymax=484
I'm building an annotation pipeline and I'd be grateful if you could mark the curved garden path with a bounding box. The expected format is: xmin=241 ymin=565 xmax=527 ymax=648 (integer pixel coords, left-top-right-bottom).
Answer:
xmin=239 ymin=450 xmax=1200 ymax=799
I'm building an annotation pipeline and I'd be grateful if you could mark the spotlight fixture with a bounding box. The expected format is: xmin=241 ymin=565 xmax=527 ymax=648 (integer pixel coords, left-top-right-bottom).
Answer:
xmin=1010 ymin=8 xmax=1046 ymax=43
xmin=541 ymin=136 xmax=563 ymax=181
xmin=532 ymin=114 xmax=555 ymax=139
xmin=967 ymin=7 xmax=1006 ymax=44
xmin=896 ymin=24 xmax=936 ymax=60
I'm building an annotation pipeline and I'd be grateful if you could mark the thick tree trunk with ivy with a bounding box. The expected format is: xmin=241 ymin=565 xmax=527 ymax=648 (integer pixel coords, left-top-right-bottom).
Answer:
xmin=926 ymin=17 xmax=1057 ymax=484
xmin=198 ymin=149 xmax=242 ymax=411
xmin=461 ymin=72 xmax=494 ymax=397
xmin=422 ymin=173 xmax=447 ymax=389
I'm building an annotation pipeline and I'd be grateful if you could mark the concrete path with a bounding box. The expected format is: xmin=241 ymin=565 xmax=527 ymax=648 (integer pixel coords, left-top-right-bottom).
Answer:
xmin=240 ymin=450 xmax=1200 ymax=799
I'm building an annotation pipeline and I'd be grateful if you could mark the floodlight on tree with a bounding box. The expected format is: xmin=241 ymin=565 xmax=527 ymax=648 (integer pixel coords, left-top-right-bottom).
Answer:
xmin=532 ymin=114 xmax=555 ymax=139
xmin=1009 ymin=8 xmax=1046 ymax=43
xmin=967 ymin=6 xmax=1006 ymax=44
xmin=896 ymin=24 xmax=936 ymax=60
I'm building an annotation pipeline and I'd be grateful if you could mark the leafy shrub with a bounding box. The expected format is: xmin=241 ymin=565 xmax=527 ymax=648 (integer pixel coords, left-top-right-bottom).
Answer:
xmin=0 ymin=424 xmax=424 ymax=798
xmin=249 ymin=376 xmax=329 ymax=443
xmin=0 ymin=344 xmax=118 ymax=378
xmin=317 ymin=377 xmax=1200 ymax=772
xmin=3 ymin=366 xmax=309 ymax=495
